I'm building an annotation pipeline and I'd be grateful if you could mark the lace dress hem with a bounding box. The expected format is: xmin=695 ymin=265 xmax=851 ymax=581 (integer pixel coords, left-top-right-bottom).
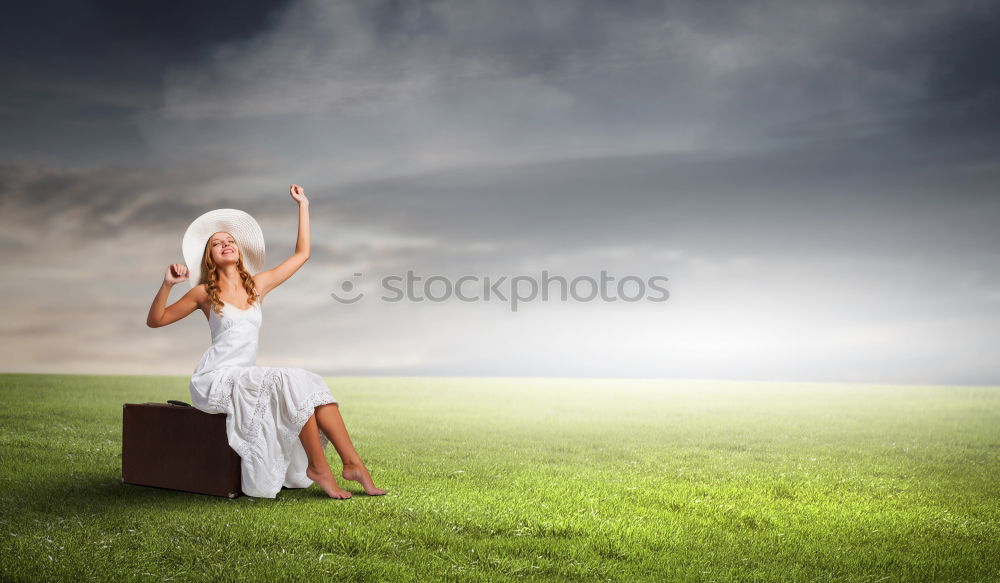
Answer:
xmin=205 ymin=367 xmax=338 ymax=498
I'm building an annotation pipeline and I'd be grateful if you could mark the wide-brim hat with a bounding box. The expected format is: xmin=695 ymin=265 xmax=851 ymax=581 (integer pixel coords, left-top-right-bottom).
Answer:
xmin=182 ymin=208 xmax=265 ymax=289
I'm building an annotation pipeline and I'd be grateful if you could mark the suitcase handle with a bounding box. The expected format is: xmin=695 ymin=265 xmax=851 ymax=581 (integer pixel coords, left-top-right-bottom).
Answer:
xmin=167 ymin=400 xmax=192 ymax=407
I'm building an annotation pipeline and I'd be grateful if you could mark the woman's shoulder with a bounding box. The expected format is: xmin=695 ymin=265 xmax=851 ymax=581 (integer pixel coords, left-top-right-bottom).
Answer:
xmin=185 ymin=283 xmax=212 ymax=313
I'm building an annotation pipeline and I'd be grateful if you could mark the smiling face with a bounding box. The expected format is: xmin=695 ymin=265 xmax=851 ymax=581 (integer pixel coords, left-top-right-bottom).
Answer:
xmin=208 ymin=232 xmax=240 ymax=267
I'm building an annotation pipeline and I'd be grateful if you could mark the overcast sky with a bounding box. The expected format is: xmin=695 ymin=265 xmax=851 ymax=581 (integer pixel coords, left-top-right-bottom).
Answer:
xmin=2 ymin=0 xmax=998 ymax=384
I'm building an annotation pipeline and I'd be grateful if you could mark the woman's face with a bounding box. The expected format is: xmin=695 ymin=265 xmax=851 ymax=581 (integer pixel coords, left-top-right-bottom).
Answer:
xmin=208 ymin=232 xmax=240 ymax=267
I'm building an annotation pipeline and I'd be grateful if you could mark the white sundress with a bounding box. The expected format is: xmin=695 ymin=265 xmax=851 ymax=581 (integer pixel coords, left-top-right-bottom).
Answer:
xmin=189 ymin=293 xmax=337 ymax=498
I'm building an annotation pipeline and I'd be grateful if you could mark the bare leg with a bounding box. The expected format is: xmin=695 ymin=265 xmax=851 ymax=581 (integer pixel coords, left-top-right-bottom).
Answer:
xmin=315 ymin=403 xmax=387 ymax=495
xmin=299 ymin=414 xmax=352 ymax=499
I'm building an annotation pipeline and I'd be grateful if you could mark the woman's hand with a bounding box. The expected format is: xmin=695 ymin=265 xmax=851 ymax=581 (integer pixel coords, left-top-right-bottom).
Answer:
xmin=289 ymin=183 xmax=309 ymax=206
xmin=164 ymin=263 xmax=189 ymax=286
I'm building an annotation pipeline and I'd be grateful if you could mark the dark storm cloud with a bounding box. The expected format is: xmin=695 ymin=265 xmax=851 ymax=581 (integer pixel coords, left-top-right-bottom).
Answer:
xmin=739 ymin=1 xmax=1000 ymax=150
xmin=4 ymin=0 xmax=998 ymax=158
xmin=0 ymin=162 xmax=225 ymax=238
xmin=4 ymin=0 xmax=997 ymax=258
xmin=358 ymin=0 xmax=664 ymax=74
xmin=0 ymin=0 xmax=294 ymax=162
xmin=0 ymin=156 xmax=303 ymax=245
xmin=321 ymin=136 xmax=1000 ymax=264
xmin=909 ymin=8 xmax=1000 ymax=145
xmin=1 ymin=0 xmax=294 ymax=73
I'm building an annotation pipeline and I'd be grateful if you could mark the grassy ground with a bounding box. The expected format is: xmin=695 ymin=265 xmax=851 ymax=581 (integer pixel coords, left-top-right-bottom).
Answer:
xmin=0 ymin=373 xmax=997 ymax=582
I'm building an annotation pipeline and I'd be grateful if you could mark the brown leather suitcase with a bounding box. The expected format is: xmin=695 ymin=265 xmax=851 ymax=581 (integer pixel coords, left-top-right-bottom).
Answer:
xmin=122 ymin=402 xmax=242 ymax=498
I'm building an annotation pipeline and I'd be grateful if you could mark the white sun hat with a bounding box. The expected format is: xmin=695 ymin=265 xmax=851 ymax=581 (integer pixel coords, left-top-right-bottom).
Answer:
xmin=182 ymin=208 xmax=265 ymax=289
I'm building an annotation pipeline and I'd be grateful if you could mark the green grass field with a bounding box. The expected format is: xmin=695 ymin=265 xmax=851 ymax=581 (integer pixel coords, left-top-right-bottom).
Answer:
xmin=1 ymin=373 xmax=998 ymax=582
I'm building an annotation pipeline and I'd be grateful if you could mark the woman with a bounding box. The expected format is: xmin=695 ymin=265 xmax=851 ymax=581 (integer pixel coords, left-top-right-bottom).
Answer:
xmin=146 ymin=184 xmax=385 ymax=500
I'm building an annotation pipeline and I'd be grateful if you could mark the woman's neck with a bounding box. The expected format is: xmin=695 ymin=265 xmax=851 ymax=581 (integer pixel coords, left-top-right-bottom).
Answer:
xmin=217 ymin=265 xmax=242 ymax=292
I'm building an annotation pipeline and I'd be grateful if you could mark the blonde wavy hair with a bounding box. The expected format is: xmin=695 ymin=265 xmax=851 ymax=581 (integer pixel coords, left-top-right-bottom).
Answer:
xmin=198 ymin=233 xmax=260 ymax=318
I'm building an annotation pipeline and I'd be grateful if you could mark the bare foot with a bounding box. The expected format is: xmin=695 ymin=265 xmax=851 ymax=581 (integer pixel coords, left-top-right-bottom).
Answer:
xmin=342 ymin=463 xmax=387 ymax=496
xmin=306 ymin=465 xmax=352 ymax=499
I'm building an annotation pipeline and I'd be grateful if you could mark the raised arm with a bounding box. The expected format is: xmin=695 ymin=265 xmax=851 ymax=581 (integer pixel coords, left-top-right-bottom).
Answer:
xmin=147 ymin=264 xmax=204 ymax=327
xmin=254 ymin=184 xmax=311 ymax=297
